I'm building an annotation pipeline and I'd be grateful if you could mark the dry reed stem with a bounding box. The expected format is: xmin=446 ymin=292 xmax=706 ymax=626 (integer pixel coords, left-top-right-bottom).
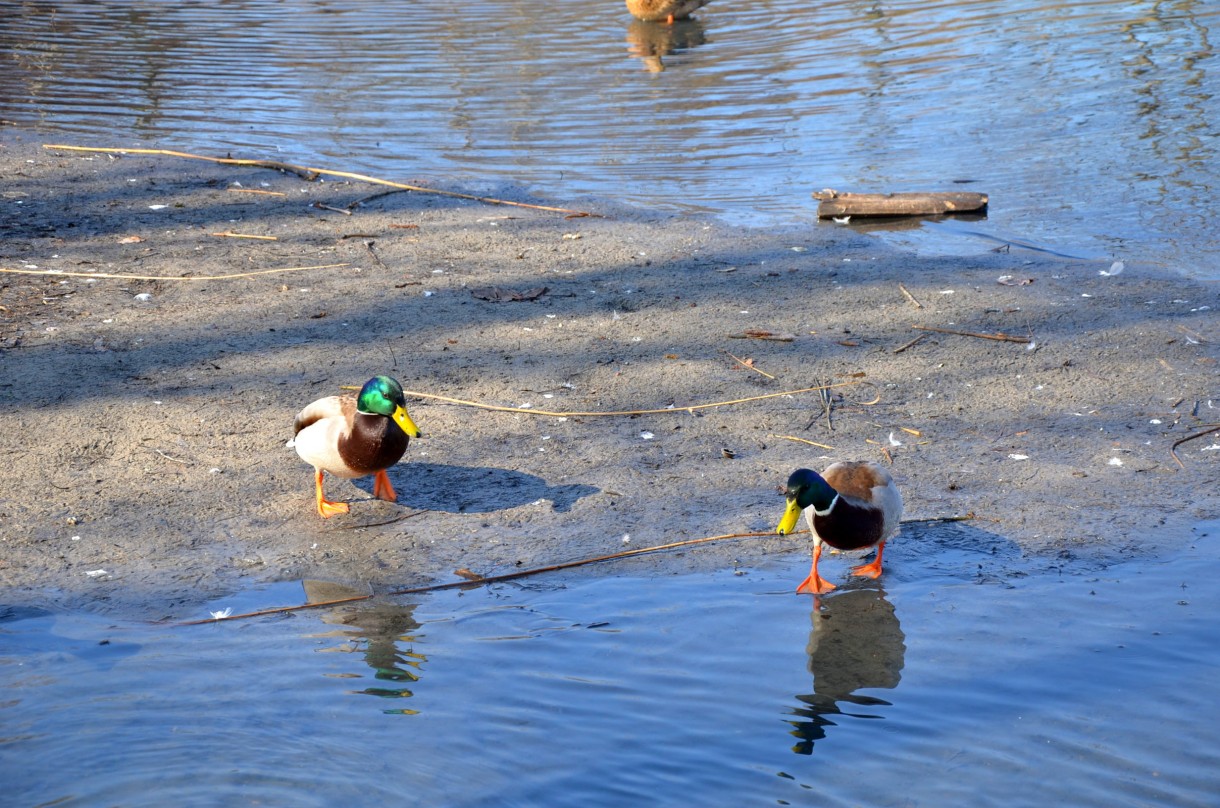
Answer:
xmin=227 ymin=188 xmax=286 ymax=197
xmin=771 ymin=434 xmax=835 ymax=450
xmin=387 ymin=381 xmax=862 ymax=418
xmin=0 ymin=263 xmax=349 ymax=281
xmin=42 ymin=144 xmax=598 ymax=217
xmin=209 ymin=232 xmax=278 ymax=240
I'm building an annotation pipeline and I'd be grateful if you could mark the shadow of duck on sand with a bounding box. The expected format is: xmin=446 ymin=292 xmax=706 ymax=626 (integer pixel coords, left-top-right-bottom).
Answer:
xmin=359 ymin=462 xmax=599 ymax=514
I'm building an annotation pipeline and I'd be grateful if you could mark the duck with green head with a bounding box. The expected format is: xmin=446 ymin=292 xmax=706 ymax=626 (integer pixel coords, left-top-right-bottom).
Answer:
xmin=776 ymin=461 xmax=903 ymax=594
xmin=291 ymin=376 xmax=422 ymax=517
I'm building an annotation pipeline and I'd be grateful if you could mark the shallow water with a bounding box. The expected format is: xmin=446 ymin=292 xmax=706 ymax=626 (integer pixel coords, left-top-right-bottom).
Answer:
xmin=3 ymin=520 xmax=1217 ymax=806
xmin=1 ymin=0 xmax=1217 ymax=277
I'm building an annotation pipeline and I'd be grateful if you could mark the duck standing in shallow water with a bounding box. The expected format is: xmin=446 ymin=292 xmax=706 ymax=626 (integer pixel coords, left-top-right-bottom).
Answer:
xmin=291 ymin=376 xmax=422 ymax=518
xmin=776 ymin=461 xmax=903 ymax=594
xmin=626 ymin=0 xmax=710 ymax=24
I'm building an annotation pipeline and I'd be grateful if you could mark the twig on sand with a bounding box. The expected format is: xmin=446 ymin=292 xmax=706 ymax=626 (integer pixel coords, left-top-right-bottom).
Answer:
xmin=42 ymin=144 xmax=599 ymax=217
xmin=0 ymin=263 xmax=349 ymax=281
xmin=724 ymin=350 xmax=776 ymax=379
xmin=892 ymin=333 xmax=928 ymax=354
xmin=311 ymin=201 xmax=352 ymax=216
xmin=898 ymin=283 xmax=923 ymax=309
xmin=1170 ymin=425 xmax=1220 ymax=469
xmin=912 ymin=325 xmax=1031 ymax=344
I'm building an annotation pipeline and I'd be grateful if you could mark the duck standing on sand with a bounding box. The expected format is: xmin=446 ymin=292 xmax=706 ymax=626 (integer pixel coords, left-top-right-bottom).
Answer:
xmin=291 ymin=376 xmax=422 ymax=518
xmin=776 ymin=461 xmax=903 ymax=595
xmin=626 ymin=0 xmax=710 ymax=24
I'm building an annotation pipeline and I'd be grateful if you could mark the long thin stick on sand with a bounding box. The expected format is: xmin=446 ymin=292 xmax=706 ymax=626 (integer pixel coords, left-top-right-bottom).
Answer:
xmin=0 ymin=263 xmax=349 ymax=281
xmin=42 ymin=144 xmax=597 ymax=217
xmin=395 ymin=381 xmax=862 ymax=418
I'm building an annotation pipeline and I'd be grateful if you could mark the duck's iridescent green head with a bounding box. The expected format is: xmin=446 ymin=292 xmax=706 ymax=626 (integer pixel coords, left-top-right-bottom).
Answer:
xmin=776 ymin=468 xmax=837 ymax=534
xmin=357 ymin=376 xmax=421 ymax=438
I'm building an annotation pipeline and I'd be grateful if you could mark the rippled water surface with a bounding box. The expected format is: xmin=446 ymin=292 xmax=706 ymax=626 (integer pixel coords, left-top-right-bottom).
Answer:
xmin=3 ymin=521 xmax=1218 ymax=806
xmin=1 ymin=0 xmax=1217 ymax=276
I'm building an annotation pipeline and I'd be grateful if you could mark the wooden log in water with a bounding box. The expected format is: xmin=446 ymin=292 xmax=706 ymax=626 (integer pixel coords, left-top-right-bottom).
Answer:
xmin=813 ymin=190 xmax=988 ymax=218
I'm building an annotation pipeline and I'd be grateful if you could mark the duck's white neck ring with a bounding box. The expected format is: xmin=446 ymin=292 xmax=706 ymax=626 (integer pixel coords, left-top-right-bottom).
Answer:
xmin=811 ymin=493 xmax=839 ymax=517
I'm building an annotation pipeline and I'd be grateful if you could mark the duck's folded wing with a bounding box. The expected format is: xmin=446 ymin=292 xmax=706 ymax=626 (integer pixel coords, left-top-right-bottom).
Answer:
xmin=293 ymin=395 xmax=352 ymax=436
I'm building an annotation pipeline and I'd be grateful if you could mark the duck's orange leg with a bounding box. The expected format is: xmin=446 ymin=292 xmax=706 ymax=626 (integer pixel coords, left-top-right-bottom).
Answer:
xmin=315 ymin=470 xmax=350 ymax=517
xmin=373 ymin=469 xmax=397 ymax=502
xmin=666 ymin=13 xmax=675 ymax=23
xmin=796 ymin=542 xmax=836 ymax=594
xmin=850 ymin=541 xmax=885 ymax=579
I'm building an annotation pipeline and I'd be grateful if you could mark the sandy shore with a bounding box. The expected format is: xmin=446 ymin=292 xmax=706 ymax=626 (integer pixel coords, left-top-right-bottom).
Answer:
xmin=1 ymin=130 xmax=1216 ymax=617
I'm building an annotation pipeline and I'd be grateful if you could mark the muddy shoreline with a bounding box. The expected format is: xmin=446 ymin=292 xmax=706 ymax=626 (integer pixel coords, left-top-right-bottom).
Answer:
xmin=1 ymin=131 xmax=1216 ymax=618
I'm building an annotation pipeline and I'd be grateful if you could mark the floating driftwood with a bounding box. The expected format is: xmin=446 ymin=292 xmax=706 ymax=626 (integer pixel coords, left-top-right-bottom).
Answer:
xmin=814 ymin=189 xmax=988 ymax=218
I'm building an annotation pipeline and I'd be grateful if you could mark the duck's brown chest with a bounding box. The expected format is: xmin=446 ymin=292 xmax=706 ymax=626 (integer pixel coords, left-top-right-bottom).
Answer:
xmin=813 ymin=500 xmax=886 ymax=550
xmin=339 ymin=413 xmax=409 ymax=474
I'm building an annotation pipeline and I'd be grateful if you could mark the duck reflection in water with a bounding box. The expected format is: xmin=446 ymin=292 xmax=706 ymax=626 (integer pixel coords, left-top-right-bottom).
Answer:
xmin=625 ymin=18 xmax=707 ymax=73
xmin=304 ymin=580 xmax=426 ymax=711
xmin=787 ymin=587 xmax=905 ymax=755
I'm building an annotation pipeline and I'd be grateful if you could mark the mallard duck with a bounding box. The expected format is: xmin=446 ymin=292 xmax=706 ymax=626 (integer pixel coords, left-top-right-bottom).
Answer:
xmin=776 ymin=461 xmax=903 ymax=594
xmin=291 ymin=375 xmax=421 ymax=518
xmin=626 ymin=0 xmax=710 ymax=24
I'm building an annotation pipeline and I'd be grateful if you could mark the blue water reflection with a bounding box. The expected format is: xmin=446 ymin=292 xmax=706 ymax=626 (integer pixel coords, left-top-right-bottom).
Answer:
xmin=2 ymin=522 xmax=1218 ymax=805
xmin=0 ymin=0 xmax=1216 ymax=276
xmin=788 ymin=586 xmax=905 ymax=755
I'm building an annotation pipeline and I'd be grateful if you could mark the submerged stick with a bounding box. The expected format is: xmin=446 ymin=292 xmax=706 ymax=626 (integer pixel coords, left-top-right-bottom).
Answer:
xmin=42 ymin=144 xmax=598 ymax=217
xmin=178 ymin=513 xmax=974 ymax=627
xmin=177 ymin=529 xmax=784 ymax=625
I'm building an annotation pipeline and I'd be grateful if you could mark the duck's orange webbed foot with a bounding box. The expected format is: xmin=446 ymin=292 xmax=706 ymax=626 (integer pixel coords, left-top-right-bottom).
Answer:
xmin=849 ymin=542 xmax=886 ymax=579
xmin=314 ymin=470 xmax=349 ymax=518
xmin=373 ymin=469 xmax=398 ymax=502
xmin=796 ymin=574 xmax=836 ymax=595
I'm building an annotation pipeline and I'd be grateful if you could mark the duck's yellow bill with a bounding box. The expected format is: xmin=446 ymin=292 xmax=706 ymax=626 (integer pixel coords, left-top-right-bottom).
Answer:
xmin=776 ymin=498 xmax=802 ymax=535
xmin=393 ymin=406 xmax=422 ymax=438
